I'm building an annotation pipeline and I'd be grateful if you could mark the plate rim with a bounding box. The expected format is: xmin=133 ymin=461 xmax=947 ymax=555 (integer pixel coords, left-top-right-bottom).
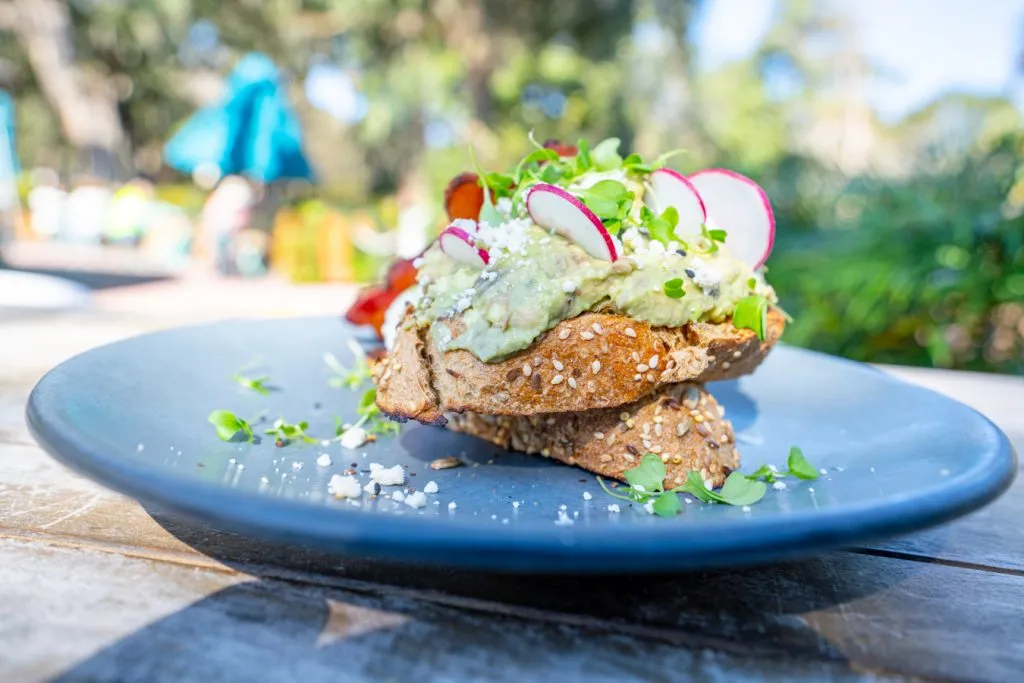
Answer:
xmin=24 ymin=318 xmax=1019 ymax=572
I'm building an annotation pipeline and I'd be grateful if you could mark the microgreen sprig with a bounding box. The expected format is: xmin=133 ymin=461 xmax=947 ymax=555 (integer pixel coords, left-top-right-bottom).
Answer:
xmin=600 ymin=447 xmax=819 ymax=516
xmin=208 ymin=410 xmax=256 ymax=443
xmin=732 ymin=294 xmax=769 ymax=341
xmin=663 ymin=278 xmax=686 ymax=299
xmin=324 ymin=341 xmax=373 ymax=390
xmin=747 ymin=447 xmax=820 ymax=483
xmin=264 ymin=418 xmax=318 ymax=445
xmin=233 ymin=373 xmax=272 ymax=395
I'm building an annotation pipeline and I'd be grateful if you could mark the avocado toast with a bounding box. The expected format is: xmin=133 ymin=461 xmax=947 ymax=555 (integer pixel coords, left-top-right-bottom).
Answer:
xmin=355 ymin=138 xmax=782 ymax=488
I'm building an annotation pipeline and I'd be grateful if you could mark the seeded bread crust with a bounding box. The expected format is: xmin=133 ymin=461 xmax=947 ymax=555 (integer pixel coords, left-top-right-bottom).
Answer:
xmin=375 ymin=308 xmax=784 ymax=422
xmin=446 ymin=383 xmax=739 ymax=488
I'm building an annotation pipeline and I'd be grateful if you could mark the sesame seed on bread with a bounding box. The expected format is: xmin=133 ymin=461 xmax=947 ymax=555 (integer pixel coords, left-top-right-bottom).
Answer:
xmin=446 ymin=382 xmax=739 ymax=488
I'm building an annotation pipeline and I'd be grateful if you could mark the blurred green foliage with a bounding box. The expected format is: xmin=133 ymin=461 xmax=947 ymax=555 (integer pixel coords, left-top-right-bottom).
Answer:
xmin=766 ymin=133 xmax=1024 ymax=374
xmin=1 ymin=0 xmax=1021 ymax=373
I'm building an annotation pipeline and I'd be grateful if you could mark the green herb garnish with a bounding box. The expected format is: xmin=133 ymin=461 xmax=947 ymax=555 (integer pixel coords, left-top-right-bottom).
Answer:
xmin=591 ymin=137 xmax=623 ymax=171
xmin=469 ymin=146 xmax=505 ymax=226
xmin=642 ymin=205 xmax=681 ymax=246
xmin=233 ymin=373 xmax=272 ymax=395
xmin=264 ymin=418 xmax=318 ymax=445
xmin=786 ymin=446 xmax=819 ymax=480
xmin=578 ymin=179 xmax=633 ymax=236
xmin=732 ymin=294 xmax=769 ymax=341
xmin=663 ymin=278 xmax=686 ymax=299
xmin=745 ymin=446 xmax=820 ymax=483
xmin=208 ymin=410 xmax=255 ymax=443
xmin=324 ymin=351 xmax=372 ymax=390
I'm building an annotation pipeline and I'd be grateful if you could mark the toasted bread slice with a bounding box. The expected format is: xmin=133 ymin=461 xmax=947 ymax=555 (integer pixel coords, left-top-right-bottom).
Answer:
xmin=446 ymin=383 xmax=739 ymax=488
xmin=376 ymin=308 xmax=783 ymax=423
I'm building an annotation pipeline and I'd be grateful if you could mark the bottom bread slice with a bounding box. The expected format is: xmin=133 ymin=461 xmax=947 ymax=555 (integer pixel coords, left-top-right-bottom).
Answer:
xmin=445 ymin=383 xmax=739 ymax=489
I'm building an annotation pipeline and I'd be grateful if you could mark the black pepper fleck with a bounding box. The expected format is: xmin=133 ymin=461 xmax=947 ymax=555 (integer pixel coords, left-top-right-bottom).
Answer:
xmin=685 ymin=269 xmax=696 ymax=278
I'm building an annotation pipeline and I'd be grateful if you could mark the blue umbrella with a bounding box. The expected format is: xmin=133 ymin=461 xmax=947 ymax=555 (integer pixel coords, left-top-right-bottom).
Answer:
xmin=164 ymin=53 xmax=314 ymax=183
xmin=0 ymin=90 xmax=19 ymax=213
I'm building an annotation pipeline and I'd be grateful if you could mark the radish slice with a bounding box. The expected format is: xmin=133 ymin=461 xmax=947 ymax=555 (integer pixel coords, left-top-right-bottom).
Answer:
xmin=525 ymin=183 xmax=620 ymax=261
xmin=439 ymin=226 xmax=489 ymax=268
xmin=689 ymin=169 xmax=775 ymax=268
xmin=648 ymin=168 xmax=706 ymax=239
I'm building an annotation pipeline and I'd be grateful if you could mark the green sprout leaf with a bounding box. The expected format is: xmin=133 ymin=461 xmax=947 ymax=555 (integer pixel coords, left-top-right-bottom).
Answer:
xmin=651 ymin=148 xmax=687 ymax=169
xmin=324 ymin=351 xmax=372 ymax=390
xmin=651 ymin=491 xmax=682 ymax=517
xmin=208 ymin=410 xmax=254 ymax=443
xmin=233 ymin=374 xmax=272 ymax=396
xmin=717 ymin=472 xmax=768 ymax=505
xmin=469 ymin=145 xmax=504 ymax=226
xmin=664 ymin=278 xmax=686 ymax=299
xmin=786 ymin=446 xmax=820 ymax=480
xmin=264 ymin=418 xmax=318 ymax=445
xmin=514 ymin=148 xmax=559 ymax=185
xmin=732 ymin=295 xmax=768 ymax=341
xmin=575 ymin=138 xmax=593 ymax=174
xmin=625 ymin=453 xmax=666 ymax=493
xmin=746 ymin=463 xmax=778 ymax=483
xmin=591 ymin=137 xmax=623 ymax=171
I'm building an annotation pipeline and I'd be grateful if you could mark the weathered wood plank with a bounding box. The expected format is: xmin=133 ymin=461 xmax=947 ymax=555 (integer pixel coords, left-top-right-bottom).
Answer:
xmin=0 ymin=539 xmax=906 ymax=683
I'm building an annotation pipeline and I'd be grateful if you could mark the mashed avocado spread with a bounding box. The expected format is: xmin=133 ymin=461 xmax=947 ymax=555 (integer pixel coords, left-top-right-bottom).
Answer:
xmin=410 ymin=141 xmax=777 ymax=362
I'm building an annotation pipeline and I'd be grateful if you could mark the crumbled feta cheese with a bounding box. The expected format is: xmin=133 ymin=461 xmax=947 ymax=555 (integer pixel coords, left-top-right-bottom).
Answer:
xmin=291 ymin=461 xmax=304 ymax=472
xmin=819 ymin=468 xmax=828 ymax=475
xmin=496 ymin=197 xmax=513 ymax=217
xmin=582 ymin=492 xmax=593 ymax=501
xmin=404 ymin=491 xmax=427 ymax=509
xmin=448 ymin=501 xmax=457 ymax=511
xmin=633 ymin=484 xmax=646 ymax=493
xmin=340 ymin=426 xmax=369 ymax=450
xmin=643 ymin=501 xmax=655 ymax=515
xmin=768 ymin=464 xmax=779 ymax=473
xmin=607 ymin=504 xmax=621 ymax=513
xmin=512 ymin=501 xmax=520 ymax=509
xmin=391 ymin=491 xmax=405 ymax=502
xmin=423 ymin=480 xmax=439 ymax=494
xmin=562 ymin=280 xmax=577 ymax=293
xmin=363 ymin=481 xmax=380 ymax=495
xmin=328 ymin=475 xmax=361 ymax=499
xmin=741 ymin=505 xmax=751 ymax=512
xmin=316 ymin=453 xmax=332 ymax=467
xmin=369 ymin=462 xmax=406 ymax=486
xmin=703 ymin=478 xmax=714 ymax=490
xmin=772 ymin=481 xmax=787 ymax=491
xmin=688 ymin=258 xmax=722 ymax=289
xmin=555 ymin=510 xmax=575 ymax=526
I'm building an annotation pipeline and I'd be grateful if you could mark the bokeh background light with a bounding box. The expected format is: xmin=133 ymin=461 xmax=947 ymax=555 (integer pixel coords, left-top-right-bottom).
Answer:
xmin=0 ymin=0 xmax=1021 ymax=373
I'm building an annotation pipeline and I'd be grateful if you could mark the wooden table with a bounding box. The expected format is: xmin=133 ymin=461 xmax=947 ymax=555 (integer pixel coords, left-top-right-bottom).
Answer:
xmin=2 ymin=307 xmax=1022 ymax=683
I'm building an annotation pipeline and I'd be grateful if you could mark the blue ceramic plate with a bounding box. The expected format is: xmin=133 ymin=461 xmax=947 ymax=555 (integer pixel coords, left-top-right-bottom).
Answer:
xmin=27 ymin=318 xmax=1016 ymax=572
